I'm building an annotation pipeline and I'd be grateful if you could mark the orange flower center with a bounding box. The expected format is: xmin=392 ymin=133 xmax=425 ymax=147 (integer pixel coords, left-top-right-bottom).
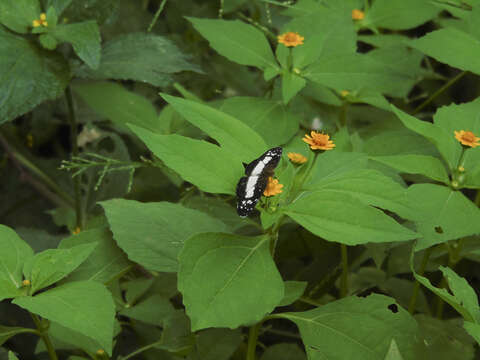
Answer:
xmin=462 ymin=131 xmax=475 ymax=142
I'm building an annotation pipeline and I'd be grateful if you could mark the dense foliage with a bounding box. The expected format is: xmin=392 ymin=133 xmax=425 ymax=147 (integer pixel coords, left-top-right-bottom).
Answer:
xmin=1 ymin=0 xmax=480 ymax=359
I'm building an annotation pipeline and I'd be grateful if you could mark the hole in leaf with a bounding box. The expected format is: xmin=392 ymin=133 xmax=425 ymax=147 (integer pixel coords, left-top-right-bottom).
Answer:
xmin=388 ymin=303 xmax=398 ymax=313
xmin=434 ymin=226 xmax=443 ymax=234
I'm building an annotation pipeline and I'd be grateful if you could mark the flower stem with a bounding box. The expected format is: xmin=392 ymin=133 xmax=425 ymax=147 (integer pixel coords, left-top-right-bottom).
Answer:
xmin=413 ymin=71 xmax=468 ymax=114
xmin=65 ymin=86 xmax=84 ymax=229
xmin=30 ymin=313 xmax=58 ymax=360
xmin=408 ymin=246 xmax=433 ymax=314
xmin=246 ymin=321 xmax=262 ymax=360
xmin=147 ymin=0 xmax=167 ymax=32
xmin=340 ymin=244 xmax=349 ymax=297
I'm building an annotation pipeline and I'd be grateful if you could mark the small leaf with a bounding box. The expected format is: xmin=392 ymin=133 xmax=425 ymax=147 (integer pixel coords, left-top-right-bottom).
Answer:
xmin=260 ymin=343 xmax=306 ymax=360
xmin=129 ymin=125 xmax=243 ymax=194
xmin=53 ymin=21 xmax=101 ymax=68
xmin=101 ymin=199 xmax=227 ymax=272
xmin=47 ymin=0 xmax=74 ymax=17
xmin=178 ymin=233 xmax=284 ymax=330
xmin=119 ymin=294 xmax=175 ymax=326
xmin=13 ymin=281 xmax=115 ymax=355
xmin=186 ymin=328 xmax=243 ymax=360
xmin=58 ymin=228 xmax=131 ymax=284
xmin=407 ymin=184 xmax=480 ymax=250
xmin=8 ymin=352 xmax=19 ymax=360
xmin=162 ymin=94 xmax=267 ymax=159
xmin=75 ymin=32 xmax=201 ymax=86
xmin=285 ymin=191 xmax=418 ymax=245
xmin=188 ymin=17 xmax=278 ymax=70
xmin=277 ymin=294 xmax=418 ymax=360
xmin=72 ymin=81 xmax=160 ymax=133
xmin=23 ymin=243 xmax=97 ymax=293
xmin=0 ymin=225 xmax=34 ymax=301
xmin=0 ymin=27 xmax=69 ymax=124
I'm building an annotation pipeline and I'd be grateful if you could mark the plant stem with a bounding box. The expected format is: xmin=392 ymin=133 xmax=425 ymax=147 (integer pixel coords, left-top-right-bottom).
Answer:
xmin=413 ymin=71 xmax=468 ymax=114
xmin=246 ymin=321 xmax=262 ymax=360
xmin=30 ymin=313 xmax=58 ymax=360
xmin=340 ymin=244 xmax=349 ymax=297
xmin=121 ymin=339 xmax=163 ymax=360
xmin=147 ymin=0 xmax=167 ymax=32
xmin=65 ymin=86 xmax=84 ymax=229
xmin=408 ymin=246 xmax=433 ymax=314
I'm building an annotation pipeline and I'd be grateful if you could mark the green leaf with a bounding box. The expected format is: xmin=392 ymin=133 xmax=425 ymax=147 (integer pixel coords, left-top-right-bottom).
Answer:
xmin=23 ymin=243 xmax=97 ymax=294
xmin=0 ymin=0 xmax=40 ymax=33
xmin=129 ymin=125 xmax=243 ymax=194
xmin=384 ymin=339 xmax=404 ymax=360
xmin=13 ymin=281 xmax=115 ymax=355
xmin=75 ymin=32 xmax=201 ymax=86
xmin=305 ymin=53 xmax=412 ymax=96
xmin=464 ymin=322 xmax=480 ymax=345
xmin=186 ymin=328 xmax=243 ymax=360
xmin=282 ymin=72 xmax=306 ymax=104
xmin=218 ymin=97 xmax=299 ymax=147
xmin=162 ymin=94 xmax=267 ymax=159
xmin=119 ymin=294 xmax=176 ymax=326
xmin=0 ymin=325 xmax=35 ymax=346
xmin=306 ymin=152 xmax=368 ymax=184
xmin=72 ymin=81 xmax=160 ymax=133
xmin=52 ymin=21 xmax=101 ymax=69
xmin=410 ymin=28 xmax=480 ymax=74
xmin=278 ymin=281 xmax=308 ymax=306
xmin=391 ymin=105 xmax=460 ymax=170
xmin=39 ymin=33 xmax=58 ymax=50
xmin=47 ymin=0 xmax=73 ymax=16
xmin=372 ymin=155 xmax=449 ymax=184
xmin=8 ymin=351 xmax=19 ymax=360
xmin=366 ymin=0 xmax=440 ymax=30
xmin=406 ymin=184 xmax=480 ymax=250
xmin=0 ymin=27 xmax=69 ymax=124
xmin=284 ymin=191 xmax=418 ymax=245
xmin=101 ymin=199 xmax=227 ymax=272
xmin=187 ymin=17 xmax=278 ymax=70
xmin=178 ymin=233 xmax=284 ymax=330
xmin=260 ymin=343 xmax=306 ymax=360
xmin=277 ymin=294 xmax=418 ymax=360
xmin=58 ymin=228 xmax=131 ymax=283
xmin=0 ymin=225 xmax=34 ymax=301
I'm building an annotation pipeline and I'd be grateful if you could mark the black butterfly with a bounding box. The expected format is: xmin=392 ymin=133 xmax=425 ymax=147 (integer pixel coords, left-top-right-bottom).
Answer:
xmin=236 ymin=147 xmax=282 ymax=217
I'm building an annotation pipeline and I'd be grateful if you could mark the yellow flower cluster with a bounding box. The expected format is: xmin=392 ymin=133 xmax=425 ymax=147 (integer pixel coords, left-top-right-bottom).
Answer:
xmin=33 ymin=13 xmax=48 ymax=27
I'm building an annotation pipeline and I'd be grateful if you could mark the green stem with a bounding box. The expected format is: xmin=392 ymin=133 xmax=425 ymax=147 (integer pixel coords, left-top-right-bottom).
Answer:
xmin=121 ymin=339 xmax=163 ymax=360
xmin=408 ymin=246 xmax=433 ymax=314
xmin=413 ymin=71 xmax=468 ymax=114
xmin=246 ymin=321 xmax=262 ymax=360
xmin=340 ymin=244 xmax=349 ymax=298
xmin=65 ymin=86 xmax=84 ymax=229
xmin=30 ymin=313 xmax=58 ymax=360
xmin=147 ymin=0 xmax=167 ymax=32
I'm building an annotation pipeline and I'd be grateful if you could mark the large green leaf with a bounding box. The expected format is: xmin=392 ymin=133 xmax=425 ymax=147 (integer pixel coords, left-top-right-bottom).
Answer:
xmin=284 ymin=191 xmax=418 ymax=245
xmin=13 ymin=281 xmax=115 ymax=354
xmin=129 ymin=124 xmax=243 ymax=194
xmin=305 ymin=53 xmax=412 ymax=96
xmin=0 ymin=225 xmax=34 ymax=301
xmin=178 ymin=233 xmax=284 ymax=330
xmin=0 ymin=0 xmax=40 ymax=33
xmin=162 ymin=94 xmax=267 ymax=159
xmin=407 ymin=184 xmax=480 ymax=250
xmin=372 ymin=155 xmax=449 ymax=184
xmin=52 ymin=21 xmax=101 ymax=69
xmin=410 ymin=28 xmax=480 ymax=74
xmin=366 ymin=0 xmax=440 ymax=30
xmin=75 ymin=32 xmax=201 ymax=86
xmin=101 ymin=199 xmax=227 ymax=272
xmin=188 ymin=17 xmax=278 ymax=70
xmin=23 ymin=243 xmax=97 ymax=294
xmin=276 ymin=294 xmax=418 ymax=360
xmin=72 ymin=81 xmax=160 ymax=133
xmin=391 ymin=105 xmax=460 ymax=171
xmin=0 ymin=27 xmax=69 ymax=124
xmin=218 ymin=97 xmax=299 ymax=147
xmin=58 ymin=228 xmax=131 ymax=284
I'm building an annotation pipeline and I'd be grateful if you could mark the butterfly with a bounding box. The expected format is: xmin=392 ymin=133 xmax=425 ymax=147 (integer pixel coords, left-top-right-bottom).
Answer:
xmin=236 ymin=147 xmax=282 ymax=217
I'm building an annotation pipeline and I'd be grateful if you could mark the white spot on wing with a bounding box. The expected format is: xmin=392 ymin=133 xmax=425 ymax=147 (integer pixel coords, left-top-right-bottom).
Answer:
xmin=245 ymin=176 xmax=259 ymax=198
xmin=250 ymin=162 xmax=266 ymax=176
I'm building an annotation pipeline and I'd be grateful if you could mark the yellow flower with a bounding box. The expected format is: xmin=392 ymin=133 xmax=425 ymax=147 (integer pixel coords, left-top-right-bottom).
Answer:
xmin=287 ymin=152 xmax=307 ymax=164
xmin=278 ymin=32 xmax=304 ymax=47
xmin=32 ymin=13 xmax=48 ymax=27
xmin=454 ymin=130 xmax=480 ymax=148
xmin=303 ymin=131 xmax=335 ymax=151
xmin=340 ymin=90 xmax=350 ymax=98
xmin=264 ymin=177 xmax=283 ymax=197
xmin=73 ymin=227 xmax=81 ymax=235
xmin=352 ymin=9 xmax=365 ymax=20
xmin=96 ymin=349 xmax=105 ymax=356
xmin=22 ymin=279 xmax=31 ymax=286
